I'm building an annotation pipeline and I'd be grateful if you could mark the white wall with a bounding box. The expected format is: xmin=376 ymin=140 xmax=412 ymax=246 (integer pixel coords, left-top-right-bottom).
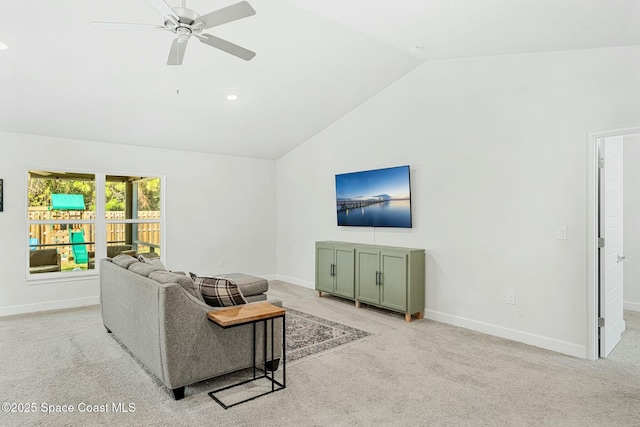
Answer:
xmin=276 ymin=46 xmax=640 ymax=358
xmin=0 ymin=132 xmax=276 ymax=316
xmin=624 ymin=134 xmax=640 ymax=312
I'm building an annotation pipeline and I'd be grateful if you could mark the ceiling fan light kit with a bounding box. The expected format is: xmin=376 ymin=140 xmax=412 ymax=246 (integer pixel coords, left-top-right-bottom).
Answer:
xmin=93 ymin=0 xmax=256 ymax=65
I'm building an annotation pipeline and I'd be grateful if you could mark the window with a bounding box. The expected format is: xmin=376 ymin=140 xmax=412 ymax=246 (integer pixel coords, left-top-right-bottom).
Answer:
xmin=27 ymin=170 xmax=162 ymax=278
xmin=105 ymin=175 xmax=161 ymax=259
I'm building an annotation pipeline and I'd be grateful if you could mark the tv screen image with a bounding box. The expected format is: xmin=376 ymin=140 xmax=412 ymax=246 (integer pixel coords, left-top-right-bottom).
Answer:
xmin=335 ymin=165 xmax=412 ymax=228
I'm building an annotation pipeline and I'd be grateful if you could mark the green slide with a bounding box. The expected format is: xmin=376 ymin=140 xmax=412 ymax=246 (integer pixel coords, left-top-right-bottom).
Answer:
xmin=69 ymin=230 xmax=89 ymax=264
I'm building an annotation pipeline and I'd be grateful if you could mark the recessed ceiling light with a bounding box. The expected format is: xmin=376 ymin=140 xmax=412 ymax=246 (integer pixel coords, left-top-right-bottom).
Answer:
xmin=0 ymin=41 xmax=8 ymax=50
xmin=226 ymin=94 xmax=238 ymax=101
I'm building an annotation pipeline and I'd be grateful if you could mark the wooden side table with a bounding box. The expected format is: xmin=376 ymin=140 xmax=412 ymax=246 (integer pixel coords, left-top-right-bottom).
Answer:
xmin=207 ymin=302 xmax=286 ymax=409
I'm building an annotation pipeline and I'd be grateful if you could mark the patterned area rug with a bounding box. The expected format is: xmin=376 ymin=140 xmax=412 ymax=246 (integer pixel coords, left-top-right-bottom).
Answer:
xmin=285 ymin=308 xmax=370 ymax=364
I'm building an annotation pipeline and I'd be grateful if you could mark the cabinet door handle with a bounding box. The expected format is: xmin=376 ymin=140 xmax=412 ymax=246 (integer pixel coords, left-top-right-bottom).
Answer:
xmin=375 ymin=271 xmax=380 ymax=285
xmin=379 ymin=271 xmax=383 ymax=285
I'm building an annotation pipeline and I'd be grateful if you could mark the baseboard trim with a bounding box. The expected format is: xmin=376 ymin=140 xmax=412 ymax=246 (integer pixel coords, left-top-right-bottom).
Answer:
xmin=0 ymin=296 xmax=100 ymax=317
xmin=425 ymin=309 xmax=586 ymax=359
xmin=623 ymin=301 xmax=640 ymax=312
xmin=272 ymin=274 xmax=314 ymax=289
xmin=181 ymin=272 xmax=591 ymax=358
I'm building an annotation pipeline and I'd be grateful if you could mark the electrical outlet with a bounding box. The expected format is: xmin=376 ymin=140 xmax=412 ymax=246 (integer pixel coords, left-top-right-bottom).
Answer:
xmin=507 ymin=292 xmax=516 ymax=305
xmin=217 ymin=258 xmax=224 ymax=268
xmin=556 ymin=226 xmax=567 ymax=240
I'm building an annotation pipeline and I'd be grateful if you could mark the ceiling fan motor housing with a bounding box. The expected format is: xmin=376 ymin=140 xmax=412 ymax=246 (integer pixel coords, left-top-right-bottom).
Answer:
xmin=165 ymin=7 xmax=202 ymax=35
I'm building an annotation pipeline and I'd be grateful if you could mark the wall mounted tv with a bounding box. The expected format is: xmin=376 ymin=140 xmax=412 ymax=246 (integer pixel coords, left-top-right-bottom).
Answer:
xmin=335 ymin=165 xmax=412 ymax=228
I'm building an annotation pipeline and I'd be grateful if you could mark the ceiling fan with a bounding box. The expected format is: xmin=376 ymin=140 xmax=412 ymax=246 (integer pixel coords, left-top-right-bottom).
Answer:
xmin=93 ymin=0 xmax=256 ymax=65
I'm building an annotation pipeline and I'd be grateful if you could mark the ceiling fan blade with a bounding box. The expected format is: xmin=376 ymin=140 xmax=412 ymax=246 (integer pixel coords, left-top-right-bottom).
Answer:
xmin=194 ymin=1 xmax=256 ymax=29
xmin=167 ymin=37 xmax=189 ymax=66
xmin=147 ymin=0 xmax=178 ymax=20
xmin=92 ymin=22 xmax=166 ymax=31
xmin=196 ymin=33 xmax=255 ymax=61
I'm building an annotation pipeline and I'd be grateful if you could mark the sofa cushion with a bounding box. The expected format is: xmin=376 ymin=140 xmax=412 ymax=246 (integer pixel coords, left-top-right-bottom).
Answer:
xmin=138 ymin=255 xmax=166 ymax=270
xmin=139 ymin=252 xmax=160 ymax=259
xmin=112 ymin=254 xmax=138 ymax=269
xmin=189 ymin=273 xmax=247 ymax=307
xmin=128 ymin=261 xmax=165 ymax=277
xmin=148 ymin=270 xmax=204 ymax=302
xmin=213 ymin=273 xmax=268 ymax=297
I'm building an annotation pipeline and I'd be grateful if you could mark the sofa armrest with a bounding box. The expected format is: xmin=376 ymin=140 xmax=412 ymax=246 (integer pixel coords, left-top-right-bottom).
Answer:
xmin=158 ymin=284 xmax=283 ymax=389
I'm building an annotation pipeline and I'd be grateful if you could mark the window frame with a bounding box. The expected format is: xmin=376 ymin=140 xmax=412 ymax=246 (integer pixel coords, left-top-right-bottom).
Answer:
xmin=25 ymin=169 xmax=164 ymax=282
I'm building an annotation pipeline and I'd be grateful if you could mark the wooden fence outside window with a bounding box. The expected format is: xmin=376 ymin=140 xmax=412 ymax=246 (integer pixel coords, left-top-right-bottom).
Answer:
xmin=28 ymin=208 xmax=160 ymax=260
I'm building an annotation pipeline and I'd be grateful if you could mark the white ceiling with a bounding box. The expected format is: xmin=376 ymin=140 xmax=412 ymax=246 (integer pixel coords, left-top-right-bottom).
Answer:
xmin=1 ymin=0 xmax=639 ymax=159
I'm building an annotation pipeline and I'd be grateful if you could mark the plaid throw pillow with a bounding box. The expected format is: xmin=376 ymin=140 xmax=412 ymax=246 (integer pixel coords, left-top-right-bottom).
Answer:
xmin=189 ymin=273 xmax=247 ymax=307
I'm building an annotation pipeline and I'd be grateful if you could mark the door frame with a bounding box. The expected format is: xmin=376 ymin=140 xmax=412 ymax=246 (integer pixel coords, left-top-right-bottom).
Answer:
xmin=587 ymin=126 xmax=640 ymax=361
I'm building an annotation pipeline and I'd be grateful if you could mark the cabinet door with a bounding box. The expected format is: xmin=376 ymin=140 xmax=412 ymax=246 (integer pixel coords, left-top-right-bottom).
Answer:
xmin=334 ymin=247 xmax=355 ymax=298
xmin=356 ymin=249 xmax=380 ymax=304
xmin=379 ymin=251 xmax=407 ymax=312
xmin=316 ymin=245 xmax=335 ymax=293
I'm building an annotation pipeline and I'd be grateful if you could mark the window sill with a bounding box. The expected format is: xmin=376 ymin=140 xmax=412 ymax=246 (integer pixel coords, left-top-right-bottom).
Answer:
xmin=26 ymin=270 xmax=99 ymax=285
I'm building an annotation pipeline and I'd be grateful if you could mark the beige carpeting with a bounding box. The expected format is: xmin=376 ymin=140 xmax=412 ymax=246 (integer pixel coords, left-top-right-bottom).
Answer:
xmin=1 ymin=280 xmax=640 ymax=426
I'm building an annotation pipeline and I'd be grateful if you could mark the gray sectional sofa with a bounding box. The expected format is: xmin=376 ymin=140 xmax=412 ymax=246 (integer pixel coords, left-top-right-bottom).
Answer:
xmin=99 ymin=257 xmax=282 ymax=400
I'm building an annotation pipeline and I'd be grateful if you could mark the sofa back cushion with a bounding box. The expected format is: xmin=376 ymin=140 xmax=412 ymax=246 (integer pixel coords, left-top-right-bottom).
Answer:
xmin=112 ymin=254 xmax=138 ymax=269
xmin=138 ymin=255 xmax=166 ymax=270
xmin=149 ymin=271 xmax=203 ymax=302
xmin=129 ymin=262 xmax=165 ymax=277
xmin=108 ymin=254 xmax=206 ymax=304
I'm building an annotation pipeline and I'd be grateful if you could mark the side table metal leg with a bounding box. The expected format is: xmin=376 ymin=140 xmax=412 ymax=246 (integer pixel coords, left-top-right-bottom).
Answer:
xmin=252 ymin=322 xmax=256 ymax=380
xmin=271 ymin=317 xmax=275 ymax=391
xmin=263 ymin=319 xmax=267 ymax=378
xmin=283 ymin=314 xmax=286 ymax=387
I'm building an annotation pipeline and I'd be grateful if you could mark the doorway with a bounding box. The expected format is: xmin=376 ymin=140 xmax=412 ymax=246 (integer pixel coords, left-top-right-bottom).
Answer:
xmin=588 ymin=127 xmax=640 ymax=360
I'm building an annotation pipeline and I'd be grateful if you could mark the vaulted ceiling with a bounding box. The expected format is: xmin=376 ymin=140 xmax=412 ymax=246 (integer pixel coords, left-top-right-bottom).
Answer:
xmin=1 ymin=0 xmax=639 ymax=159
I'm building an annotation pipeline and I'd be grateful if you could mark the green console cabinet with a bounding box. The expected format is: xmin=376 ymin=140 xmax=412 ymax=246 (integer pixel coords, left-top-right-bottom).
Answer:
xmin=315 ymin=242 xmax=355 ymax=299
xmin=316 ymin=241 xmax=425 ymax=322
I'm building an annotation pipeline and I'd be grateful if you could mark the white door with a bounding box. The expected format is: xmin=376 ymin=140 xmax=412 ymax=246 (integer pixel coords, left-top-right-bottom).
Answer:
xmin=599 ymin=135 xmax=626 ymax=357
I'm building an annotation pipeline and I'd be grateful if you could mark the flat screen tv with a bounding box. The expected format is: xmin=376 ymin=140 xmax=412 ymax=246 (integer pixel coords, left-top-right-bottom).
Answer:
xmin=335 ymin=165 xmax=412 ymax=228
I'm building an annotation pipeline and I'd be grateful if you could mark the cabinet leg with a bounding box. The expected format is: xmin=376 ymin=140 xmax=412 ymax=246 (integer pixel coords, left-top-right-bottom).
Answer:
xmin=318 ymin=291 xmax=322 ymax=297
xmin=405 ymin=313 xmax=412 ymax=323
xmin=355 ymin=300 xmax=361 ymax=309
xmin=416 ymin=311 xmax=424 ymax=320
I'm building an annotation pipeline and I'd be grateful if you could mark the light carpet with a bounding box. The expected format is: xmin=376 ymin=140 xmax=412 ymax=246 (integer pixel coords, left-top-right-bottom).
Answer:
xmin=1 ymin=281 xmax=640 ymax=426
